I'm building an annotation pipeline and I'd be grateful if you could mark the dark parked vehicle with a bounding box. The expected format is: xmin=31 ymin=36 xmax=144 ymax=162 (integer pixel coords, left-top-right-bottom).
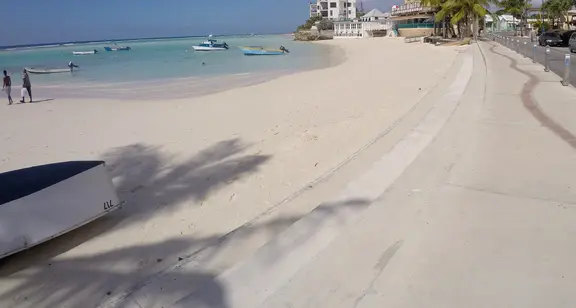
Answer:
xmin=539 ymin=32 xmax=563 ymax=46
xmin=569 ymin=32 xmax=576 ymax=53
xmin=561 ymin=30 xmax=576 ymax=46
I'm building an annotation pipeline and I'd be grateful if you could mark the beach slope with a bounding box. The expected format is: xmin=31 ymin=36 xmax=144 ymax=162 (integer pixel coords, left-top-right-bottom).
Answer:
xmin=0 ymin=38 xmax=462 ymax=308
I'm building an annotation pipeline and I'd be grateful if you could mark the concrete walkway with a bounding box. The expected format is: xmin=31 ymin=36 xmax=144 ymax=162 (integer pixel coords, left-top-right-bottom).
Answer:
xmin=173 ymin=41 xmax=576 ymax=307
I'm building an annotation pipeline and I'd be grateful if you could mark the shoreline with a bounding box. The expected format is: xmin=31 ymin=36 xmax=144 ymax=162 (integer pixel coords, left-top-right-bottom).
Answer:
xmin=31 ymin=43 xmax=347 ymax=101
xmin=0 ymin=38 xmax=463 ymax=308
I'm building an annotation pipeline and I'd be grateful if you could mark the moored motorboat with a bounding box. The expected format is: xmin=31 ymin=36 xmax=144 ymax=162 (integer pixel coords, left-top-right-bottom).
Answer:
xmin=192 ymin=36 xmax=229 ymax=51
xmin=0 ymin=161 xmax=123 ymax=259
xmin=240 ymin=45 xmax=290 ymax=56
xmin=73 ymin=49 xmax=99 ymax=55
xmin=25 ymin=67 xmax=71 ymax=74
xmin=104 ymin=46 xmax=131 ymax=51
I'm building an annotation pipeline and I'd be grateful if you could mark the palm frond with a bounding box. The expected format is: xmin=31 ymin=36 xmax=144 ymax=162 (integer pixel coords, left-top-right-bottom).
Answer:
xmin=472 ymin=3 xmax=488 ymax=16
xmin=450 ymin=9 xmax=466 ymax=24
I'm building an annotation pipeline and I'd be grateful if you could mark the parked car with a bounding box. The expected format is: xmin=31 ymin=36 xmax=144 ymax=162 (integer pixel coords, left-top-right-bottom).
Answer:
xmin=537 ymin=28 xmax=561 ymax=36
xmin=539 ymin=31 xmax=564 ymax=46
xmin=561 ymin=30 xmax=576 ymax=46
xmin=569 ymin=32 xmax=576 ymax=53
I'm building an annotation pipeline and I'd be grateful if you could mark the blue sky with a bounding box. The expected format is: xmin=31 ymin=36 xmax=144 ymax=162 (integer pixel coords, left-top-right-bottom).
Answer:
xmin=1 ymin=0 xmax=398 ymax=46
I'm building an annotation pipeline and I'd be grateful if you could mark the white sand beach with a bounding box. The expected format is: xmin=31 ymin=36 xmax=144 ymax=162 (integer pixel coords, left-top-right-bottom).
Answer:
xmin=0 ymin=38 xmax=463 ymax=308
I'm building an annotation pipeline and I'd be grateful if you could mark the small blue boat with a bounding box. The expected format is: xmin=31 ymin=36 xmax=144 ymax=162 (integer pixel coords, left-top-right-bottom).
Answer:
xmin=240 ymin=46 xmax=290 ymax=56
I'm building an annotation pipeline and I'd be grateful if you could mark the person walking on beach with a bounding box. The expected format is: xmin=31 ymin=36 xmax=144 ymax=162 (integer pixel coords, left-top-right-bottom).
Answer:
xmin=2 ymin=70 xmax=13 ymax=105
xmin=20 ymin=69 xmax=32 ymax=103
xmin=68 ymin=61 xmax=79 ymax=72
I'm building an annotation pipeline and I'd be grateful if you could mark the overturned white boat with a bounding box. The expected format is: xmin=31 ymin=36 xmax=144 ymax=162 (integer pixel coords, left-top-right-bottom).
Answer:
xmin=0 ymin=161 xmax=123 ymax=259
xmin=25 ymin=67 xmax=71 ymax=74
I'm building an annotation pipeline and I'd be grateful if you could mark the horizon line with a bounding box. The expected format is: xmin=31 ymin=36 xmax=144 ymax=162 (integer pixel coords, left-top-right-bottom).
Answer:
xmin=0 ymin=32 xmax=290 ymax=50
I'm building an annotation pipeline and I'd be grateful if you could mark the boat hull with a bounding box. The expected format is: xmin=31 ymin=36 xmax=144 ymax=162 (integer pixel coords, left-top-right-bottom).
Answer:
xmin=0 ymin=161 xmax=122 ymax=259
xmin=241 ymin=48 xmax=285 ymax=56
xmin=25 ymin=68 xmax=70 ymax=74
xmin=73 ymin=51 xmax=96 ymax=55
xmin=191 ymin=46 xmax=228 ymax=51
xmin=104 ymin=46 xmax=131 ymax=51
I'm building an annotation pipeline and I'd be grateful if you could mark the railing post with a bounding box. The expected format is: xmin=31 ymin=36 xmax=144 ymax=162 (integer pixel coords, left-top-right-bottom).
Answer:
xmin=544 ymin=47 xmax=550 ymax=72
xmin=532 ymin=44 xmax=537 ymax=63
xmin=562 ymin=54 xmax=571 ymax=86
xmin=523 ymin=41 xmax=527 ymax=57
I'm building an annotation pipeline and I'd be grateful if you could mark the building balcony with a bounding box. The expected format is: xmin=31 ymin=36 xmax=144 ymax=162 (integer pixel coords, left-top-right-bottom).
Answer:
xmin=391 ymin=2 xmax=436 ymax=16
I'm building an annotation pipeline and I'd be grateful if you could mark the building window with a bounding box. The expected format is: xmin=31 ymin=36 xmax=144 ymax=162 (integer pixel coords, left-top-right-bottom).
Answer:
xmin=330 ymin=2 xmax=337 ymax=8
xmin=330 ymin=10 xmax=333 ymax=16
xmin=321 ymin=11 xmax=328 ymax=17
xmin=349 ymin=10 xmax=352 ymax=15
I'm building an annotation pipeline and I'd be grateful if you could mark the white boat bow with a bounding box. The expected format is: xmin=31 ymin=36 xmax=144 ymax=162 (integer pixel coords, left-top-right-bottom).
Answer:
xmin=0 ymin=161 xmax=123 ymax=259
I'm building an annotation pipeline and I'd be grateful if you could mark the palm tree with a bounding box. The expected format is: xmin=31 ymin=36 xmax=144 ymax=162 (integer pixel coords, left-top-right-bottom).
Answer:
xmin=541 ymin=0 xmax=555 ymax=27
xmin=545 ymin=0 xmax=572 ymax=29
xmin=435 ymin=0 xmax=491 ymax=40
xmin=499 ymin=0 xmax=531 ymax=36
xmin=421 ymin=0 xmax=447 ymax=37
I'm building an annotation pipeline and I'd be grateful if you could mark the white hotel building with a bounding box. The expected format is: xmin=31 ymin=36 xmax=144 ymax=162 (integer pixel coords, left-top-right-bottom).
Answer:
xmin=310 ymin=0 xmax=357 ymax=20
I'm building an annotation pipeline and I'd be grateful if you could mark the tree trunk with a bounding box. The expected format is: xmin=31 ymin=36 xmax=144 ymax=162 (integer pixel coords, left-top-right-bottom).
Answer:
xmin=464 ymin=14 xmax=470 ymax=38
xmin=447 ymin=21 xmax=455 ymax=38
xmin=473 ymin=14 xmax=478 ymax=41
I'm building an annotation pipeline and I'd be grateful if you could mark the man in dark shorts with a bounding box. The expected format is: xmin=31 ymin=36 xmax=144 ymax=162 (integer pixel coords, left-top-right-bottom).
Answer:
xmin=21 ymin=69 xmax=32 ymax=103
xmin=68 ymin=61 xmax=79 ymax=72
xmin=2 ymin=70 xmax=13 ymax=105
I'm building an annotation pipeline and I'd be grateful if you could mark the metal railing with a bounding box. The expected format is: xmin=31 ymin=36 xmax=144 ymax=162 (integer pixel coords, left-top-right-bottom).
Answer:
xmin=488 ymin=33 xmax=572 ymax=87
xmin=397 ymin=23 xmax=434 ymax=29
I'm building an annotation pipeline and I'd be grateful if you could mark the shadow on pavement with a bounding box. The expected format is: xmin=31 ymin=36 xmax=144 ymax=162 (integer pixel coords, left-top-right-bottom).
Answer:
xmin=0 ymin=198 xmax=369 ymax=308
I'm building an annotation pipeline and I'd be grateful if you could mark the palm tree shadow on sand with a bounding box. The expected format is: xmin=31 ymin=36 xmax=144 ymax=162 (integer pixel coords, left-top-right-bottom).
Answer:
xmin=0 ymin=138 xmax=269 ymax=274
xmin=0 ymin=199 xmax=370 ymax=308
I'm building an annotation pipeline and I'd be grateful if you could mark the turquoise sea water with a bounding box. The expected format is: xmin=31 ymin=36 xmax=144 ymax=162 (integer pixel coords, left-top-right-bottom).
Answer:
xmin=0 ymin=35 xmax=335 ymax=99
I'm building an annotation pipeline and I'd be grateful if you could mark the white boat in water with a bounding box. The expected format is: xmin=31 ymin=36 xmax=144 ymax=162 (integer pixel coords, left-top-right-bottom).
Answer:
xmin=192 ymin=36 xmax=229 ymax=51
xmin=25 ymin=67 xmax=71 ymax=74
xmin=73 ymin=49 xmax=99 ymax=55
xmin=0 ymin=161 xmax=123 ymax=259
xmin=104 ymin=46 xmax=131 ymax=51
